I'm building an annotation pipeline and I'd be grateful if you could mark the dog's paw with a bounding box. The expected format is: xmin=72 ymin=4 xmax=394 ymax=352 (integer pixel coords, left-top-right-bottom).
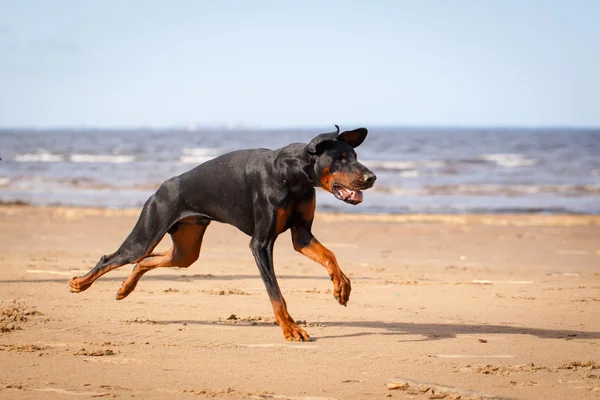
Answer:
xmin=331 ymin=270 xmax=351 ymax=306
xmin=69 ymin=277 xmax=92 ymax=293
xmin=281 ymin=322 xmax=311 ymax=342
xmin=115 ymin=280 xmax=137 ymax=300
xmin=115 ymin=288 xmax=128 ymax=300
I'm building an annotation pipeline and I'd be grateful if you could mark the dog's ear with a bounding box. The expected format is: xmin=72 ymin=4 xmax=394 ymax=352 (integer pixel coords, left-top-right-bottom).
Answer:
xmin=307 ymin=125 xmax=341 ymax=154
xmin=337 ymin=128 xmax=368 ymax=148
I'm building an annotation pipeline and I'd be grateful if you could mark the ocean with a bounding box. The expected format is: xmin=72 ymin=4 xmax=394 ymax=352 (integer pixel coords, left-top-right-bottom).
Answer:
xmin=1 ymin=127 xmax=599 ymax=214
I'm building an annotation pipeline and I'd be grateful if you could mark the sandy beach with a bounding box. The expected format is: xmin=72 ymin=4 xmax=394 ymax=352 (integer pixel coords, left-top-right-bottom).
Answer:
xmin=0 ymin=205 xmax=599 ymax=399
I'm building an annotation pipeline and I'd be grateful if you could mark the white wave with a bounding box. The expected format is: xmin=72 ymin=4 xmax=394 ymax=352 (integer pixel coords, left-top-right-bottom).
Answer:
xmin=423 ymin=184 xmax=600 ymax=196
xmin=362 ymin=160 xmax=417 ymax=170
xmin=14 ymin=152 xmax=65 ymax=162
xmin=179 ymin=147 xmax=220 ymax=164
xmin=398 ymin=170 xmax=420 ymax=178
xmin=363 ymin=160 xmax=446 ymax=171
xmin=388 ymin=188 xmax=420 ymax=196
xmin=69 ymin=154 xmax=137 ymax=163
xmin=14 ymin=152 xmax=137 ymax=163
xmin=480 ymin=153 xmax=536 ymax=168
xmin=179 ymin=155 xmax=217 ymax=164
xmin=421 ymin=161 xmax=446 ymax=168
xmin=0 ymin=177 xmax=10 ymax=187
xmin=182 ymin=147 xmax=220 ymax=156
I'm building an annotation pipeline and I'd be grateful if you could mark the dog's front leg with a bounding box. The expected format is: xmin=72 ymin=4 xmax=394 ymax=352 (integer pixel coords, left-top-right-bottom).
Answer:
xmin=291 ymin=226 xmax=351 ymax=306
xmin=250 ymin=236 xmax=310 ymax=342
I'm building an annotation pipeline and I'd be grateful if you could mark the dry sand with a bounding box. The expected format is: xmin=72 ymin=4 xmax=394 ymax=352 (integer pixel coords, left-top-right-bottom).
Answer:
xmin=0 ymin=205 xmax=599 ymax=399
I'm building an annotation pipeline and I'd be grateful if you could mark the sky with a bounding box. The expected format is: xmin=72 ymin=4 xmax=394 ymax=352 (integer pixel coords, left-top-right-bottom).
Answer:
xmin=0 ymin=1 xmax=599 ymax=128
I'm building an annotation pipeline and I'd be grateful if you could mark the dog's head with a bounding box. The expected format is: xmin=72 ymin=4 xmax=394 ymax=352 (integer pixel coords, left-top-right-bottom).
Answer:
xmin=307 ymin=125 xmax=376 ymax=205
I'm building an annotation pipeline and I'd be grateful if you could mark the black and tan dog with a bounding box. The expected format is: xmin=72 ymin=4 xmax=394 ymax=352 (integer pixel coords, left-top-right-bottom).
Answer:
xmin=69 ymin=125 xmax=376 ymax=341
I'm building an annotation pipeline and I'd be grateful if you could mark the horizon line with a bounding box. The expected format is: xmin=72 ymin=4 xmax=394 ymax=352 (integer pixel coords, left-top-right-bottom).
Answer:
xmin=1 ymin=123 xmax=599 ymax=131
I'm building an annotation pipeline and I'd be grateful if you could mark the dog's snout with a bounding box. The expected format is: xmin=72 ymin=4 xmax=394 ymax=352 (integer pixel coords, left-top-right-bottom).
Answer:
xmin=363 ymin=171 xmax=376 ymax=186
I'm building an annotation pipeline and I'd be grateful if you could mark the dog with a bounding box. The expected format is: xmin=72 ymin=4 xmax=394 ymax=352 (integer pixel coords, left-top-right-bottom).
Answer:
xmin=69 ymin=125 xmax=376 ymax=341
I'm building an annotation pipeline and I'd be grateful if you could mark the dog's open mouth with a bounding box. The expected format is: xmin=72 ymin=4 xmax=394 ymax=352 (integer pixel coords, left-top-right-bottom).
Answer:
xmin=332 ymin=184 xmax=363 ymax=205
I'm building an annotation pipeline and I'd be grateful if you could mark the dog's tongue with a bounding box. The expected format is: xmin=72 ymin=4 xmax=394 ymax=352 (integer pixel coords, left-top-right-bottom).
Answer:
xmin=339 ymin=187 xmax=363 ymax=203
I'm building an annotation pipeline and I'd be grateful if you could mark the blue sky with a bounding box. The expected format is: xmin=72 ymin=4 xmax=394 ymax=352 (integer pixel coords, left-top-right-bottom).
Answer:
xmin=0 ymin=1 xmax=599 ymax=128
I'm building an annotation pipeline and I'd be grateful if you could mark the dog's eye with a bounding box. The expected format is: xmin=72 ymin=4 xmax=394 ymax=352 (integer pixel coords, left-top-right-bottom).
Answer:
xmin=337 ymin=153 xmax=347 ymax=161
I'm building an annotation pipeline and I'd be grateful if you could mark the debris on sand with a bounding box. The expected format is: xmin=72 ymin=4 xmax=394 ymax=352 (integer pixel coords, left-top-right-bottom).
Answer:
xmin=294 ymin=320 xmax=326 ymax=328
xmin=124 ymin=318 xmax=159 ymax=325
xmin=1 ymin=383 xmax=25 ymax=390
xmin=74 ymin=348 xmax=116 ymax=356
xmin=387 ymin=377 xmax=509 ymax=399
xmin=511 ymin=295 xmax=537 ymax=300
xmin=220 ymin=315 xmax=278 ymax=326
xmin=549 ymin=272 xmax=580 ymax=277
xmin=0 ymin=344 xmax=50 ymax=352
xmin=1 ymin=299 xmax=42 ymax=333
xmin=181 ymin=388 xmax=236 ymax=396
xmin=386 ymin=382 xmax=409 ymax=390
xmin=302 ymin=287 xmax=333 ymax=294
xmin=558 ymin=361 xmax=599 ymax=370
xmin=178 ymin=387 xmax=274 ymax=397
xmin=474 ymin=363 xmax=548 ymax=375
xmin=200 ymin=288 xmax=251 ymax=296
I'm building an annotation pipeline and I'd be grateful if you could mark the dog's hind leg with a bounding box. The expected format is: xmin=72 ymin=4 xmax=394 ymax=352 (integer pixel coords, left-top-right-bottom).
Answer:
xmin=115 ymin=218 xmax=209 ymax=300
xmin=69 ymin=194 xmax=175 ymax=293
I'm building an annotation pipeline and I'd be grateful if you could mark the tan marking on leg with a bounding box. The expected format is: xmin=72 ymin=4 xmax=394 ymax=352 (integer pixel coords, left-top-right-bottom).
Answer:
xmin=69 ymin=264 xmax=123 ymax=293
xmin=295 ymin=196 xmax=316 ymax=222
xmin=70 ymin=237 xmax=165 ymax=293
xmin=116 ymin=222 xmax=208 ymax=300
xmin=132 ymin=238 xmax=163 ymax=263
xmin=294 ymin=238 xmax=339 ymax=276
xmin=275 ymin=206 xmax=292 ymax=235
xmin=292 ymin=237 xmax=351 ymax=306
xmin=270 ymin=298 xmax=310 ymax=342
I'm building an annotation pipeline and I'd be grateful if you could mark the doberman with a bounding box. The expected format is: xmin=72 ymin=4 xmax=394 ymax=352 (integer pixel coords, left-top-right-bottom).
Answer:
xmin=69 ymin=125 xmax=376 ymax=341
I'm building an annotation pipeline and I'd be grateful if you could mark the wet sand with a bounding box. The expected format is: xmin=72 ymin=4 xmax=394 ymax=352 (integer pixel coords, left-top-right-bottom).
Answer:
xmin=1 ymin=205 xmax=599 ymax=399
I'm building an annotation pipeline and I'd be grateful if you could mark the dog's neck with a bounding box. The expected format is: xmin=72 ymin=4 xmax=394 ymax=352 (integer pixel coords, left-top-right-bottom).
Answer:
xmin=294 ymin=150 xmax=319 ymax=193
xmin=274 ymin=145 xmax=317 ymax=195
xmin=304 ymin=153 xmax=322 ymax=188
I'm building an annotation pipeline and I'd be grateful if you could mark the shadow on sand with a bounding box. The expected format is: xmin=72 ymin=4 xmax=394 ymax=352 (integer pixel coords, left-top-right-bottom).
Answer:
xmin=125 ymin=318 xmax=600 ymax=342
xmin=0 ymin=269 xmax=381 ymax=284
xmin=4 ymin=274 xmax=598 ymax=342
xmin=0 ymin=273 xmax=342 ymax=284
